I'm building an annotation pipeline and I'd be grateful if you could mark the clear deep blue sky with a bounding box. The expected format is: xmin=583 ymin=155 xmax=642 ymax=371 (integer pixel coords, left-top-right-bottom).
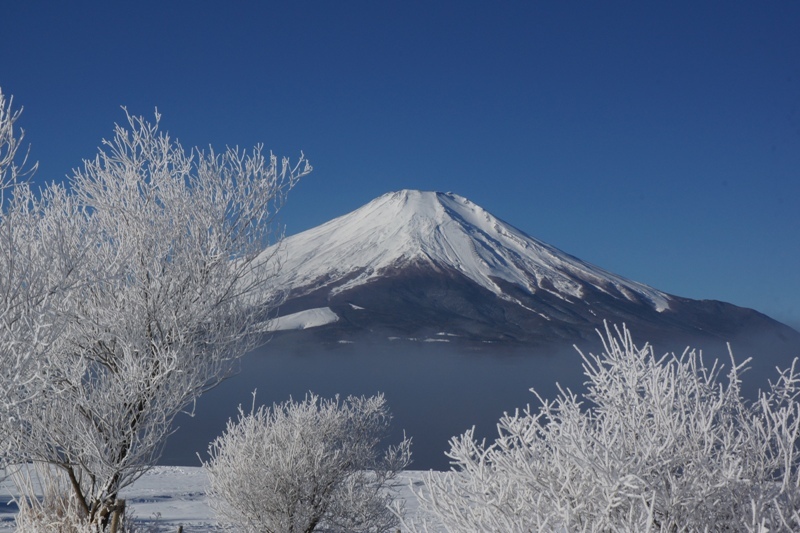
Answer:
xmin=2 ymin=1 xmax=799 ymax=330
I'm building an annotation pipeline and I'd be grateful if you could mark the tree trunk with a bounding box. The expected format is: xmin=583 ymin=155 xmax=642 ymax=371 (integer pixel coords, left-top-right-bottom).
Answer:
xmin=109 ymin=499 xmax=125 ymax=533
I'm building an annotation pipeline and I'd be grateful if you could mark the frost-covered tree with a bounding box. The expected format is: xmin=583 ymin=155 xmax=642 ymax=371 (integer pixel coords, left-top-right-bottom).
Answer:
xmin=399 ymin=324 xmax=800 ymax=532
xmin=0 ymin=88 xmax=37 ymax=446
xmin=0 ymin=90 xmax=89 ymax=468
xmin=8 ymin=109 xmax=311 ymax=530
xmin=204 ymin=392 xmax=412 ymax=533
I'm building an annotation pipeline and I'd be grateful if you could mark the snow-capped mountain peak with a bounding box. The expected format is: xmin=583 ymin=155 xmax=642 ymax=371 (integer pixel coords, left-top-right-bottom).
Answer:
xmin=268 ymin=190 xmax=671 ymax=313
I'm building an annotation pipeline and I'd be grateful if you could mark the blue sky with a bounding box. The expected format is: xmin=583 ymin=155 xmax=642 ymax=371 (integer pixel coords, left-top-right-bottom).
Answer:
xmin=2 ymin=1 xmax=799 ymax=330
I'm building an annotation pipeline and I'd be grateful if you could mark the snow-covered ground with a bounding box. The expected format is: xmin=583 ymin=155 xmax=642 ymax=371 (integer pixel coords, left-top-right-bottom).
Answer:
xmin=0 ymin=467 xmax=435 ymax=532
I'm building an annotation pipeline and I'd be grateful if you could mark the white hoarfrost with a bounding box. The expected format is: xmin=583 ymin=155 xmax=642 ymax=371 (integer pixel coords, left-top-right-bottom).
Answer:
xmin=265 ymin=190 xmax=671 ymax=313
xmin=203 ymin=393 xmax=412 ymax=533
xmin=0 ymin=100 xmax=311 ymax=531
xmin=397 ymin=325 xmax=800 ymax=532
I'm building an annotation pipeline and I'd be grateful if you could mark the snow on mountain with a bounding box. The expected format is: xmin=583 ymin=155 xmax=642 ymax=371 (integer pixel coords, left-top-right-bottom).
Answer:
xmin=267 ymin=189 xmax=671 ymax=313
xmin=263 ymin=307 xmax=339 ymax=331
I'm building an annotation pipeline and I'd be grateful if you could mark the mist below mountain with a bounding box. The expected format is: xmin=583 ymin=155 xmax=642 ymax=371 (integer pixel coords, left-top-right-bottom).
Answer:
xmin=164 ymin=328 xmax=797 ymax=471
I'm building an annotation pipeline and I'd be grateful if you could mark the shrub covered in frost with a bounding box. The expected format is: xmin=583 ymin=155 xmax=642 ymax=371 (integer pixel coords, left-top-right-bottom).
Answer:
xmin=204 ymin=392 xmax=411 ymax=533
xmin=400 ymin=324 xmax=800 ymax=532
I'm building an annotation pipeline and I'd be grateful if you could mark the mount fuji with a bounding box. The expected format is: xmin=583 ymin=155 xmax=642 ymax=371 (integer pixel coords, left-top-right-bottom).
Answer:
xmin=162 ymin=190 xmax=800 ymax=470
xmin=260 ymin=190 xmax=798 ymax=352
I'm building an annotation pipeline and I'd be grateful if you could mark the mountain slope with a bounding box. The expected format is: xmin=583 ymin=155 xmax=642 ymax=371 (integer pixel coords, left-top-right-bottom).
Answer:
xmin=260 ymin=190 xmax=799 ymax=350
xmin=270 ymin=190 xmax=670 ymax=311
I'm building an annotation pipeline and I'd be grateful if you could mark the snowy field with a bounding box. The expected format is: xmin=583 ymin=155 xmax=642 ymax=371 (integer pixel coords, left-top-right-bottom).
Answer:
xmin=0 ymin=467 xmax=436 ymax=532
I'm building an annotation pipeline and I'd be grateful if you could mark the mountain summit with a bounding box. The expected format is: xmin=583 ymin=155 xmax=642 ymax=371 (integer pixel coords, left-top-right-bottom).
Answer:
xmin=273 ymin=190 xmax=669 ymax=312
xmin=262 ymin=190 xmax=799 ymax=350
